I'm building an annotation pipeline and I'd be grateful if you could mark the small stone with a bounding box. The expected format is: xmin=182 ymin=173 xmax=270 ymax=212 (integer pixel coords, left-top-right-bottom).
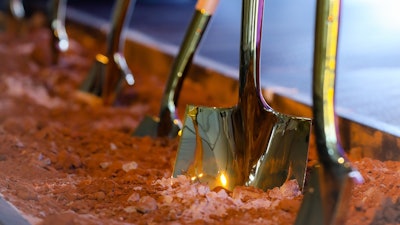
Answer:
xmin=133 ymin=186 xmax=142 ymax=191
xmin=127 ymin=192 xmax=140 ymax=202
xmin=162 ymin=195 xmax=173 ymax=204
xmin=110 ymin=143 xmax=117 ymax=150
xmin=122 ymin=161 xmax=138 ymax=172
xmin=136 ymin=196 xmax=157 ymax=213
xmin=123 ymin=206 xmax=136 ymax=213
xmin=15 ymin=139 xmax=24 ymax=148
xmin=100 ymin=162 xmax=111 ymax=169
xmin=36 ymin=153 xmax=51 ymax=167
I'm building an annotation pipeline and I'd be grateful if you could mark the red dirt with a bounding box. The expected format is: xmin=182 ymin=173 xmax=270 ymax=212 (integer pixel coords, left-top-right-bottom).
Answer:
xmin=0 ymin=13 xmax=399 ymax=225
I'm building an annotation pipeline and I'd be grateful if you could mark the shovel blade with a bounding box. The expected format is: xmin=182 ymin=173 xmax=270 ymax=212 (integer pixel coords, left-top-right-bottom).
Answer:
xmin=173 ymin=105 xmax=239 ymax=190
xmin=247 ymin=112 xmax=311 ymax=190
xmin=294 ymin=164 xmax=359 ymax=225
xmin=80 ymin=54 xmax=134 ymax=104
xmin=80 ymin=59 xmax=106 ymax=97
xmin=173 ymin=104 xmax=311 ymax=191
xmin=133 ymin=116 xmax=159 ymax=137
xmin=133 ymin=115 xmax=181 ymax=138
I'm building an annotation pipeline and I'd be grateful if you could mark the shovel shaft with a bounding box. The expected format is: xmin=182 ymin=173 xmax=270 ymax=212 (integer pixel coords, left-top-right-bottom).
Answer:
xmin=295 ymin=0 xmax=363 ymax=224
xmin=238 ymin=0 xmax=266 ymax=108
xmin=313 ymin=0 xmax=363 ymax=180
xmin=48 ymin=0 xmax=69 ymax=64
xmin=102 ymin=0 xmax=135 ymax=105
xmin=105 ymin=0 xmax=134 ymax=58
xmin=312 ymin=0 xmax=343 ymax=167
xmin=157 ymin=0 xmax=219 ymax=137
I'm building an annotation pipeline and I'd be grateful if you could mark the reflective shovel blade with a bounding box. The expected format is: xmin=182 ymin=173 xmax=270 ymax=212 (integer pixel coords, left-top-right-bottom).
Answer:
xmin=133 ymin=114 xmax=181 ymax=138
xmin=133 ymin=116 xmax=159 ymax=137
xmin=80 ymin=56 xmax=106 ymax=97
xmin=79 ymin=53 xmax=134 ymax=103
xmin=173 ymin=104 xmax=311 ymax=191
xmin=173 ymin=105 xmax=239 ymax=190
xmin=247 ymin=112 xmax=311 ymax=190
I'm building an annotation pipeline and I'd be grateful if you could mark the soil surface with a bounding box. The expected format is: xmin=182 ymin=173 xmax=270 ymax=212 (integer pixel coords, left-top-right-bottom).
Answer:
xmin=0 ymin=13 xmax=399 ymax=225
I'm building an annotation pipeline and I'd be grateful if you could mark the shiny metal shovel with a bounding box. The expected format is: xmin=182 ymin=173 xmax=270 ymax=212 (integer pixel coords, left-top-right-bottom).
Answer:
xmin=48 ymin=0 xmax=69 ymax=64
xmin=294 ymin=0 xmax=363 ymax=224
xmin=172 ymin=0 xmax=311 ymax=191
xmin=80 ymin=0 xmax=135 ymax=105
xmin=134 ymin=0 xmax=220 ymax=138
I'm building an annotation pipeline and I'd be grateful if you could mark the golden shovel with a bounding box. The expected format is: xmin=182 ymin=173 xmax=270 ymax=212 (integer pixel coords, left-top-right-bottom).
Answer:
xmin=134 ymin=0 xmax=220 ymax=138
xmin=294 ymin=0 xmax=363 ymax=224
xmin=80 ymin=0 xmax=135 ymax=105
xmin=172 ymin=0 xmax=312 ymax=191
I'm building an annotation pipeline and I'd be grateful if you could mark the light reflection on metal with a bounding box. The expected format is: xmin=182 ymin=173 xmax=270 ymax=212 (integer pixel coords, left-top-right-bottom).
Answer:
xmin=96 ymin=54 xmax=109 ymax=64
xmin=294 ymin=0 xmax=364 ymax=225
xmin=8 ymin=0 xmax=25 ymax=19
xmin=219 ymin=172 xmax=227 ymax=188
xmin=80 ymin=0 xmax=136 ymax=105
xmin=58 ymin=39 xmax=69 ymax=51
xmin=48 ymin=0 xmax=69 ymax=64
xmin=173 ymin=0 xmax=311 ymax=192
xmin=133 ymin=0 xmax=220 ymax=138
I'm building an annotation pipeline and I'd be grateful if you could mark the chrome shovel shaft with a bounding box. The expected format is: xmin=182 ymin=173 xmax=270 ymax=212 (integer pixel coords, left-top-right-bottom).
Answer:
xmin=294 ymin=0 xmax=363 ymax=224
xmin=48 ymin=0 xmax=69 ymax=63
xmin=134 ymin=0 xmax=219 ymax=138
xmin=102 ymin=0 xmax=135 ymax=105
xmin=104 ymin=0 xmax=132 ymax=64
xmin=80 ymin=0 xmax=135 ymax=105
xmin=157 ymin=0 xmax=218 ymax=137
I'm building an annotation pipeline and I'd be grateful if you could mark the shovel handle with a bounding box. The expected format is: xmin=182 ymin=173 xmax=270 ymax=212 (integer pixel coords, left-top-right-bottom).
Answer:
xmin=162 ymin=0 xmax=219 ymax=107
xmin=313 ymin=0 xmax=342 ymax=164
xmin=105 ymin=0 xmax=134 ymax=58
xmin=312 ymin=0 xmax=357 ymax=170
xmin=101 ymin=0 xmax=135 ymax=105
xmin=196 ymin=0 xmax=219 ymax=13
xmin=294 ymin=1 xmax=363 ymax=224
xmin=238 ymin=0 xmax=271 ymax=110
xmin=158 ymin=0 xmax=219 ymax=134
xmin=313 ymin=0 xmax=364 ymax=219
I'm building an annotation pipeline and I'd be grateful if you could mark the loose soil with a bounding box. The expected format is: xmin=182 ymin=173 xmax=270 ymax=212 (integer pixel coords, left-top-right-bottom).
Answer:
xmin=0 ymin=13 xmax=399 ymax=225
